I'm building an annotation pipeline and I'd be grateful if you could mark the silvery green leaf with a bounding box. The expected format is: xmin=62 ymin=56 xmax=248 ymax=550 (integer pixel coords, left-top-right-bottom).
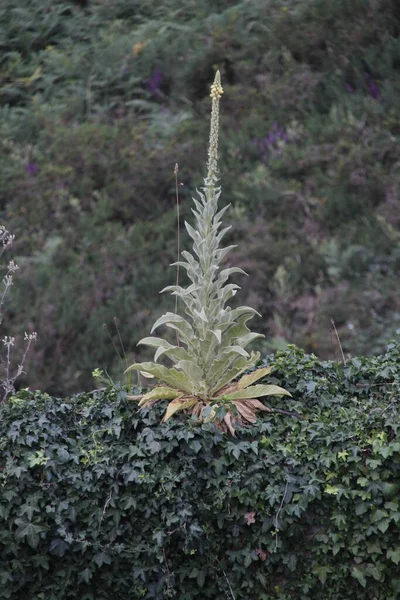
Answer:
xmin=210 ymin=354 xmax=260 ymax=395
xmin=211 ymin=329 xmax=222 ymax=344
xmin=194 ymin=308 xmax=208 ymax=322
xmin=214 ymin=204 xmax=231 ymax=223
xmin=220 ymin=345 xmax=250 ymax=358
xmin=169 ymin=260 xmax=192 ymax=271
xmin=218 ymin=284 xmax=240 ymax=303
xmin=215 ymin=226 xmax=232 ymax=245
xmin=175 ymin=360 xmax=203 ymax=394
xmin=154 ymin=345 xmax=192 ymax=364
xmin=216 ymin=267 xmax=248 ymax=287
xmin=222 ymin=313 xmax=255 ymax=341
xmin=235 ymin=332 xmax=264 ymax=348
xmin=160 ymin=283 xmax=199 ymax=296
xmin=138 ymin=337 xmax=193 ymax=365
xmin=230 ymin=306 xmax=262 ymax=319
xmin=162 ymin=321 xmax=195 ymax=344
xmin=192 ymin=196 xmax=203 ymax=214
xmin=174 ymin=293 xmax=197 ymax=314
xmin=181 ymin=251 xmax=198 ymax=268
xmin=138 ymin=336 xmax=170 ymax=348
xmin=221 ymin=384 xmax=292 ymax=400
xmin=185 ymin=222 xmax=201 ymax=243
xmin=151 ymin=312 xmax=193 ymax=335
xmin=214 ymin=245 xmax=237 ymax=262
xmin=124 ymin=362 xmax=193 ymax=394
xmin=236 ymin=365 xmax=274 ymax=389
xmin=208 ymin=350 xmax=259 ymax=384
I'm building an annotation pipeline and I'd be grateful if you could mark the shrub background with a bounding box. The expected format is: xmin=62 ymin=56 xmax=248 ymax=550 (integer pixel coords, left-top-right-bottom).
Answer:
xmin=1 ymin=344 xmax=400 ymax=599
xmin=1 ymin=0 xmax=400 ymax=394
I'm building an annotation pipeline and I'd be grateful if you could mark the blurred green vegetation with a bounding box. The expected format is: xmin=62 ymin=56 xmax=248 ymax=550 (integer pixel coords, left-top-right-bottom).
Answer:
xmin=1 ymin=0 xmax=400 ymax=395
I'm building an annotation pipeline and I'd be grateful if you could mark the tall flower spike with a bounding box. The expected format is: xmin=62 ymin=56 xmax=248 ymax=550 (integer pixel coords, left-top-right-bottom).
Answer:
xmin=125 ymin=70 xmax=290 ymax=431
xmin=206 ymin=71 xmax=223 ymax=187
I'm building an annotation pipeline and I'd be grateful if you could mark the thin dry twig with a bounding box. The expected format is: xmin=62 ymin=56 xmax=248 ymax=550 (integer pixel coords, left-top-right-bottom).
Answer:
xmin=272 ymin=407 xmax=303 ymax=420
xmin=222 ymin=569 xmax=236 ymax=600
xmin=274 ymin=480 xmax=289 ymax=552
xmin=330 ymin=319 xmax=346 ymax=365
xmin=113 ymin=317 xmax=128 ymax=371
xmin=103 ymin=323 xmax=123 ymax=364
xmin=99 ymin=489 xmax=113 ymax=527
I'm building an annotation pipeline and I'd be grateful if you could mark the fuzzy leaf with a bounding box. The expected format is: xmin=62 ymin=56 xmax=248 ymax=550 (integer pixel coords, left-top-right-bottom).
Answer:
xmin=138 ymin=337 xmax=188 ymax=363
xmin=211 ymin=329 xmax=222 ymax=344
xmin=138 ymin=387 xmax=181 ymax=407
xmin=174 ymin=360 xmax=204 ymax=390
xmin=149 ymin=313 xmax=194 ymax=344
xmin=138 ymin=338 xmax=192 ymax=364
xmin=216 ymin=267 xmax=248 ymax=287
xmin=230 ymin=306 xmax=262 ymax=320
xmin=162 ymin=397 xmax=198 ymax=422
xmin=210 ymin=353 xmax=260 ymax=395
xmin=185 ymin=221 xmax=202 ymax=244
xmin=220 ymin=345 xmax=250 ymax=358
xmin=125 ymin=362 xmax=193 ymax=394
xmin=236 ymin=366 xmax=274 ymax=390
xmin=154 ymin=345 xmax=192 ymax=364
xmin=160 ymin=283 xmax=199 ymax=296
xmin=220 ymin=384 xmax=291 ymax=400
xmin=214 ymin=245 xmax=237 ymax=262
xmin=194 ymin=307 xmax=208 ymax=322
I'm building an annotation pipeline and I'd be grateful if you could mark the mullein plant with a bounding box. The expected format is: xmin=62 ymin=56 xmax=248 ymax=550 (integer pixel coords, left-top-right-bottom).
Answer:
xmin=126 ymin=72 xmax=290 ymax=434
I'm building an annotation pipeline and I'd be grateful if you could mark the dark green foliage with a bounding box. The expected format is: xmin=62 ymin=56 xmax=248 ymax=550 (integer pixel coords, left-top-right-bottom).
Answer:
xmin=1 ymin=344 xmax=400 ymax=599
xmin=1 ymin=0 xmax=400 ymax=394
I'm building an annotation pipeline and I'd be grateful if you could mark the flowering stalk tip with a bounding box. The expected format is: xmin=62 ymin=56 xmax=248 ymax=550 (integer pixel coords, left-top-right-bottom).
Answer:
xmin=207 ymin=71 xmax=223 ymax=186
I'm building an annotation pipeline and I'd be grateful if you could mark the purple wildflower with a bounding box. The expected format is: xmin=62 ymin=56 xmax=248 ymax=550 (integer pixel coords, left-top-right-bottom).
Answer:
xmin=25 ymin=162 xmax=38 ymax=176
xmin=255 ymin=122 xmax=289 ymax=162
xmin=367 ymin=79 xmax=380 ymax=99
xmin=345 ymin=83 xmax=354 ymax=93
xmin=146 ymin=69 xmax=163 ymax=94
xmin=365 ymin=73 xmax=380 ymax=99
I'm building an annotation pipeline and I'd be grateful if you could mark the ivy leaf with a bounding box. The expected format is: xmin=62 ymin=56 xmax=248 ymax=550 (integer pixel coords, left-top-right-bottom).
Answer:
xmin=313 ymin=565 xmax=330 ymax=585
xmin=93 ymin=551 xmax=111 ymax=568
xmin=387 ymin=549 xmax=400 ymax=565
xmin=352 ymin=566 xmax=367 ymax=587
xmin=15 ymin=521 xmax=48 ymax=549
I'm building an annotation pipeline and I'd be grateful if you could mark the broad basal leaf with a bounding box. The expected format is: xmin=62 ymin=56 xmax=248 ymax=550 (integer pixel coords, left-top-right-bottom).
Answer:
xmin=125 ymin=362 xmax=193 ymax=394
xmin=162 ymin=397 xmax=198 ymax=422
xmin=138 ymin=387 xmax=181 ymax=407
xmin=209 ymin=353 xmax=260 ymax=395
xmin=234 ymin=401 xmax=257 ymax=423
xmin=217 ymin=384 xmax=291 ymax=401
xmin=236 ymin=366 xmax=274 ymax=390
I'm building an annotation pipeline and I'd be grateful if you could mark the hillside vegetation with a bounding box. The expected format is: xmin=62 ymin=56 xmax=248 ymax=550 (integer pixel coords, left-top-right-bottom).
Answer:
xmin=1 ymin=0 xmax=400 ymax=395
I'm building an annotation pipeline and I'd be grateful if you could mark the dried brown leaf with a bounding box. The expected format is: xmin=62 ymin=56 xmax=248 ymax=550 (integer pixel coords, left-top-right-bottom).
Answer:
xmin=234 ymin=401 xmax=257 ymax=423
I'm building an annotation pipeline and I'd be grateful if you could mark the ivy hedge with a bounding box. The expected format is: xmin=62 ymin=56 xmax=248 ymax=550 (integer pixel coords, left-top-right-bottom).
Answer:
xmin=1 ymin=344 xmax=400 ymax=599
